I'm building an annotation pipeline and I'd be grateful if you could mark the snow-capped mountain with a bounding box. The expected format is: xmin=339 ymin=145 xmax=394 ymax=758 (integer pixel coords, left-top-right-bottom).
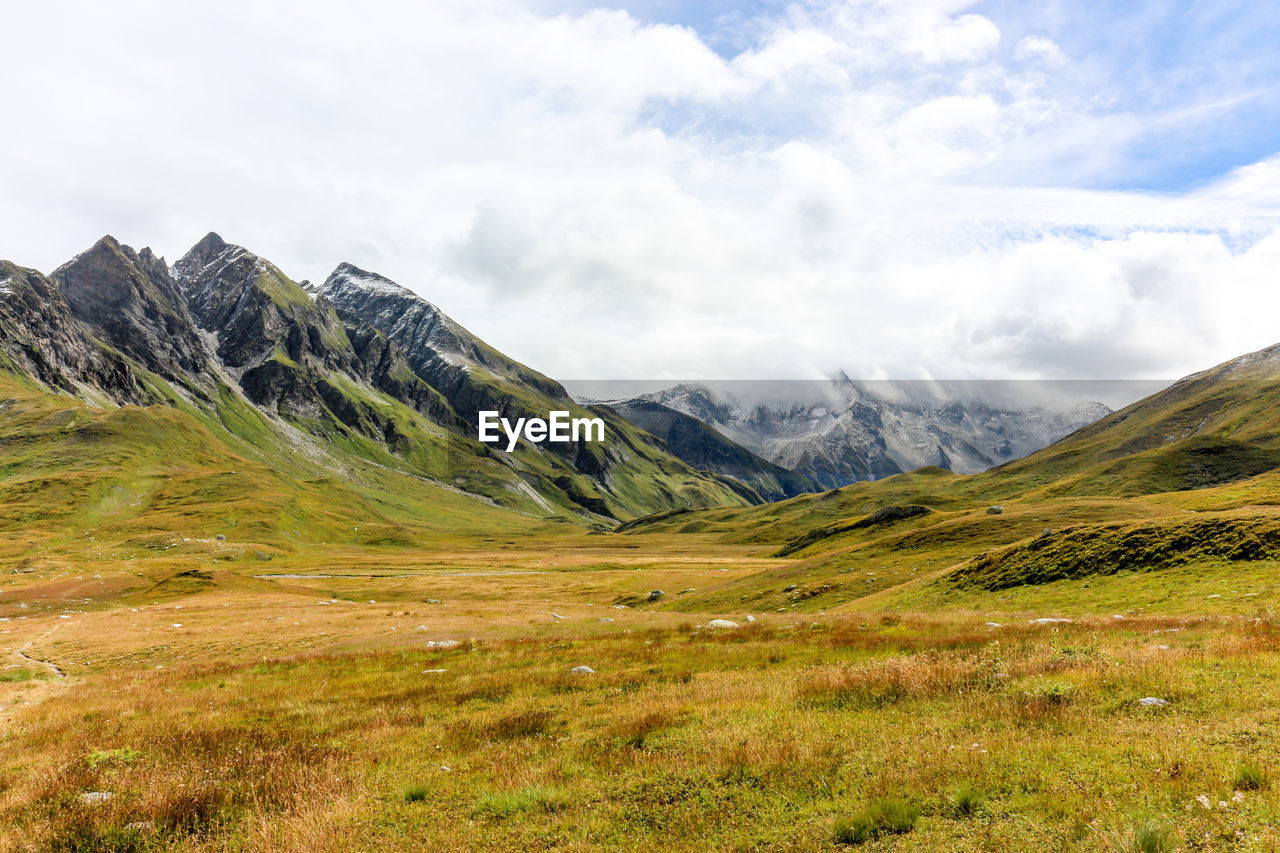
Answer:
xmin=632 ymin=380 xmax=1112 ymax=489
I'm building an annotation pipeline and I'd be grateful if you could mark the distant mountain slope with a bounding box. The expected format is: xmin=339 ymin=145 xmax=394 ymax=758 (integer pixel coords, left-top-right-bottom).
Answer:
xmin=602 ymin=399 xmax=820 ymax=501
xmin=619 ymin=341 xmax=1280 ymax=610
xmin=635 ymin=380 xmax=1110 ymax=488
xmin=980 ymin=341 xmax=1280 ymax=499
xmin=628 ymin=341 xmax=1280 ymax=543
xmin=0 ymin=371 xmax=537 ymax=569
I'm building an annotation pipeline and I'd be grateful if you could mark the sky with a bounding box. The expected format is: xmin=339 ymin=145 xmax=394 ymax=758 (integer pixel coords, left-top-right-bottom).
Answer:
xmin=4 ymin=0 xmax=1280 ymax=383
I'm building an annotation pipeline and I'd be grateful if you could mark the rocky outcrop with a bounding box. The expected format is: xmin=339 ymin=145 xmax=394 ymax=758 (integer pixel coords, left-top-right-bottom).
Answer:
xmin=0 ymin=262 xmax=150 ymax=404
xmin=317 ymin=262 xmax=611 ymax=473
xmin=174 ymin=232 xmax=357 ymax=375
xmin=172 ymin=234 xmax=460 ymax=433
xmin=52 ymin=236 xmax=212 ymax=391
xmin=318 ymin=263 xmax=568 ymax=402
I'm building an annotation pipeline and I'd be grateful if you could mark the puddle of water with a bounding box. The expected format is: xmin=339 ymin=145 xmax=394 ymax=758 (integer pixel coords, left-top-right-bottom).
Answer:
xmin=255 ymin=571 xmax=549 ymax=579
xmin=253 ymin=574 xmax=414 ymax=579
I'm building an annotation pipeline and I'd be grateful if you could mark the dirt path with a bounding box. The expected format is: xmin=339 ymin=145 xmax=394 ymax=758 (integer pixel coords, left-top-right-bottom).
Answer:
xmin=15 ymin=645 xmax=66 ymax=678
xmin=0 ymin=622 xmax=71 ymax=730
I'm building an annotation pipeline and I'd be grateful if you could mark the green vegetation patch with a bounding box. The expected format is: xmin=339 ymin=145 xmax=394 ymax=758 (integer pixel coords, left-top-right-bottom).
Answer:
xmin=773 ymin=504 xmax=932 ymax=557
xmin=833 ymin=797 xmax=920 ymax=845
xmin=948 ymin=514 xmax=1280 ymax=591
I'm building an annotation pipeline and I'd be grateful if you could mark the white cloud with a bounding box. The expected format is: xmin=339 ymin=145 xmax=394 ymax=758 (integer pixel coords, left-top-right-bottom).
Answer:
xmin=1014 ymin=35 xmax=1067 ymax=66
xmin=1 ymin=0 xmax=1279 ymax=387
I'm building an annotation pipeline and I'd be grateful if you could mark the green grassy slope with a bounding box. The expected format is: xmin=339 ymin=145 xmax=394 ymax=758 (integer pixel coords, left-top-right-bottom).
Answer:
xmin=620 ymin=345 xmax=1280 ymax=613
xmin=0 ymin=373 xmax=545 ymax=571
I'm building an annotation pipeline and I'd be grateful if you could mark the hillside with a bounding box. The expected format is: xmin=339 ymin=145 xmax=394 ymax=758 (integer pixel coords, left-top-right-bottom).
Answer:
xmin=618 ymin=341 xmax=1280 ymax=613
xmin=0 ymin=235 xmax=757 ymax=566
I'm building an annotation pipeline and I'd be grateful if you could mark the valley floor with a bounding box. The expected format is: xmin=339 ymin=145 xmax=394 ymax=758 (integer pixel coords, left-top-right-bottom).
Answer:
xmin=3 ymin=537 xmax=1280 ymax=851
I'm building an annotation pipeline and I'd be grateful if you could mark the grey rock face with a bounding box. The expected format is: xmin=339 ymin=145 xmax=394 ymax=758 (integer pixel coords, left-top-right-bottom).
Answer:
xmin=318 ymin=263 xmax=567 ymax=402
xmin=171 ymin=234 xmax=458 ymax=434
xmin=53 ymin=236 xmax=212 ymax=389
xmin=0 ymin=262 xmax=150 ymax=404
xmin=174 ymin=232 xmax=355 ymax=375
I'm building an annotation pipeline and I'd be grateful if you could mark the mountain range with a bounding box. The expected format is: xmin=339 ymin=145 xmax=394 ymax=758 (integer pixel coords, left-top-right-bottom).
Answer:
xmin=0 ymin=234 xmax=755 ymax=545
xmin=610 ymin=380 xmax=1110 ymax=489
xmin=0 ymin=232 xmax=1122 ymax=553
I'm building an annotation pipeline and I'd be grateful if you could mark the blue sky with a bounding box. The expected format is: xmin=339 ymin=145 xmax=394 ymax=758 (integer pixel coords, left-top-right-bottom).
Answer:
xmin=565 ymin=0 xmax=1280 ymax=192
xmin=3 ymin=0 xmax=1280 ymax=382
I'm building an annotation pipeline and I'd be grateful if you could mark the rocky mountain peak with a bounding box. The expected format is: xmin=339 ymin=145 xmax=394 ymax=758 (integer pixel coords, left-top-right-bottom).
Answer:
xmin=171 ymin=234 xmax=352 ymax=375
xmin=173 ymin=232 xmax=256 ymax=285
xmin=325 ymin=262 xmax=415 ymax=298
xmin=52 ymin=235 xmax=212 ymax=385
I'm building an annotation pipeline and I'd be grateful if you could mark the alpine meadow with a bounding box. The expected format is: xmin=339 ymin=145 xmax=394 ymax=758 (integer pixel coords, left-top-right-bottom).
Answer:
xmin=6 ymin=2 xmax=1280 ymax=852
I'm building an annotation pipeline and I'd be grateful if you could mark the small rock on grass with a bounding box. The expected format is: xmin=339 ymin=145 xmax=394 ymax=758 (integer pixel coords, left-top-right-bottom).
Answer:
xmin=80 ymin=791 xmax=113 ymax=805
xmin=707 ymin=619 xmax=738 ymax=629
xmin=570 ymin=665 xmax=595 ymax=674
xmin=744 ymin=615 xmax=757 ymax=623
xmin=647 ymin=590 xmax=665 ymax=602
xmin=425 ymin=640 xmax=460 ymax=650
xmin=1138 ymin=697 xmax=1169 ymax=707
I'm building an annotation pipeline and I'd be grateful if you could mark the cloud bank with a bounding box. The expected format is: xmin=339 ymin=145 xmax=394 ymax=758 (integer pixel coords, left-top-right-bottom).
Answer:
xmin=3 ymin=0 xmax=1280 ymax=382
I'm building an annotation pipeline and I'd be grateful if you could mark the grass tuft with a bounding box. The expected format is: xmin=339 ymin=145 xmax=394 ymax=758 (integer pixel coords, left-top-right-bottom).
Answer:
xmin=85 ymin=748 xmax=141 ymax=769
xmin=474 ymin=785 xmax=566 ymax=820
xmin=1234 ymin=761 xmax=1269 ymax=791
xmin=1128 ymin=818 xmax=1173 ymax=853
xmin=948 ymin=780 xmax=983 ymax=817
xmin=402 ymin=784 xmax=431 ymax=803
xmin=484 ymin=709 xmax=556 ymax=740
xmin=833 ymin=798 xmax=920 ymax=845
xmin=0 ymin=668 xmax=42 ymax=683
